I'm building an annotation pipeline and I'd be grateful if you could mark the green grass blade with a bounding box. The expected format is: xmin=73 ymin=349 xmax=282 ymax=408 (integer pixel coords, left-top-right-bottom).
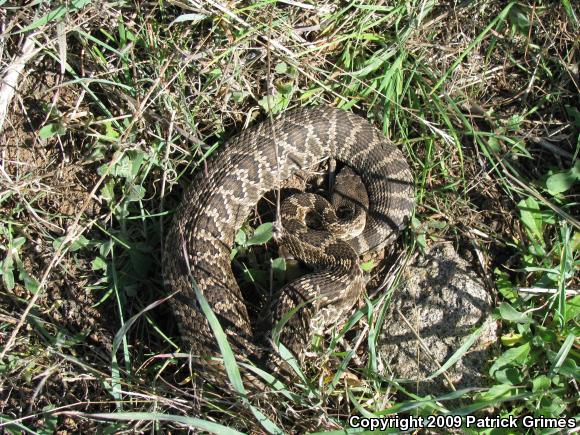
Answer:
xmin=191 ymin=276 xmax=284 ymax=434
xmin=191 ymin=278 xmax=246 ymax=394
xmin=430 ymin=2 xmax=515 ymax=95
xmin=78 ymin=411 xmax=245 ymax=434
xmin=549 ymin=334 xmax=575 ymax=376
xmin=422 ymin=325 xmax=484 ymax=381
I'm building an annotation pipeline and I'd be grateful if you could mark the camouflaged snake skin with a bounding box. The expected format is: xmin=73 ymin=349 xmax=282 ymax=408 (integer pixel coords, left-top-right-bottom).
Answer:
xmin=163 ymin=105 xmax=414 ymax=383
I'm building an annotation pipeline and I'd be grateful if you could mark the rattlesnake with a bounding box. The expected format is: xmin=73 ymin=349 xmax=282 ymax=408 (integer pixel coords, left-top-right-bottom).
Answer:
xmin=163 ymin=105 xmax=414 ymax=385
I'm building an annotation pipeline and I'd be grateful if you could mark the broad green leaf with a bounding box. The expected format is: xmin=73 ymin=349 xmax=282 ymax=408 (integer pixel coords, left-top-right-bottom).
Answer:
xmin=16 ymin=261 xmax=39 ymax=294
xmin=571 ymin=231 xmax=580 ymax=252
xmin=72 ymin=235 xmax=90 ymax=251
xmin=532 ymin=375 xmax=551 ymax=392
xmin=557 ymin=357 xmax=579 ymax=378
xmin=246 ymin=222 xmax=273 ymax=246
xmin=501 ymin=332 xmax=524 ymax=346
xmin=231 ymin=90 xmax=249 ymax=103
xmin=506 ymin=114 xmax=524 ymax=131
xmin=234 ymin=229 xmax=246 ymax=246
xmin=2 ymin=256 xmax=15 ymax=290
xmin=494 ymin=367 xmax=523 ymax=385
xmin=490 ymin=342 xmax=531 ymax=376
xmin=116 ymin=157 xmax=134 ymax=179
xmin=427 ymin=219 xmax=447 ymax=229
xmin=11 ymin=237 xmax=26 ymax=251
xmin=517 ymin=197 xmax=543 ymax=240
xmin=104 ymin=121 xmax=120 ymax=139
xmin=546 ymin=172 xmax=576 ymax=195
xmin=100 ymin=180 xmax=115 ymax=202
xmin=91 ymin=257 xmax=107 ymax=271
xmin=107 ymin=151 xmax=144 ymax=180
xmin=258 ymin=92 xmax=290 ymax=114
xmin=126 ymin=185 xmax=145 ymax=202
xmin=538 ymin=395 xmax=566 ymax=417
xmin=360 ymin=260 xmax=375 ymax=272
xmin=128 ymin=150 xmax=146 ymax=179
xmin=534 ymin=325 xmax=557 ymax=344
xmin=275 ymin=62 xmax=288 ymax=74
xmin=565 ymin=295 xmax=580 ymax=324
xmin=38 ymin=123 xmax=64 ymax=139
xmin=52 ymin=235 xmax=90 ymax=252
xmin=276 ymin=84 xmax=294 ymax=99
xmin=499 ymin=302 xmax=531 ymax=324
xmin=99 ymin=239 xmax=113 ymax=257
xmin=271 ymin=257 xmax=286 ymax=282
xmin=546 ymin=161 xmax=579 ymax=195
xmin=495 ymin=268 xmax=518 ymax=303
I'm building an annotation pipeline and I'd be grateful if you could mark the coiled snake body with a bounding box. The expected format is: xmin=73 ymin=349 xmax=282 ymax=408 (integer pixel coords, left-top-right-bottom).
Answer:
xmin=164 ymin=105 xmax=414 ymax=384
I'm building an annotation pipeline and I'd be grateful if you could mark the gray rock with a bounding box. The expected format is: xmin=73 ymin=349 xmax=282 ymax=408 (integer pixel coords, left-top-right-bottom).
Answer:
xmin=377 ymin=243 xmax=497 ymax=396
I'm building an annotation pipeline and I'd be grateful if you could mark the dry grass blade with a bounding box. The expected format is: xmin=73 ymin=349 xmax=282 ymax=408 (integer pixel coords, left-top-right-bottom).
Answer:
xmin=0 ymin=34 xmax=41 ymax=133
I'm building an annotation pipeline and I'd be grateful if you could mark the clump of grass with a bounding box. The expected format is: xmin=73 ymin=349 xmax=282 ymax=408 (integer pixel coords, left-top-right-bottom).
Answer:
xmin=1 ymin=0 xmax=578 ymax=432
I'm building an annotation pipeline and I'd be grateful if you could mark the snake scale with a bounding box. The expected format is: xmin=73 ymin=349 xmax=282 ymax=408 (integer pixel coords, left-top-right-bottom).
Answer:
xmin=163 ymin=105 xmax=414 ymax=385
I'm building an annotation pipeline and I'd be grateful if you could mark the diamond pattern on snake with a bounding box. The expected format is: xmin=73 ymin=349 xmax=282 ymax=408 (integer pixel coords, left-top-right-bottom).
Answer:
xmin=163 ymin=105 xmax=414 ymax=387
